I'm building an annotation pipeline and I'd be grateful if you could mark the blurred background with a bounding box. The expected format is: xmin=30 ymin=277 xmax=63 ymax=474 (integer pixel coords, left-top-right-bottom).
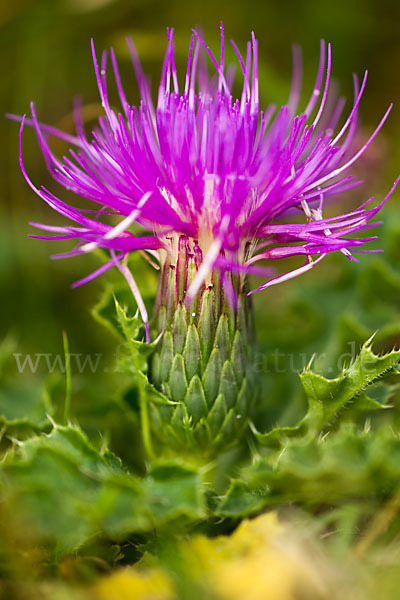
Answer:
xmin=1 ymin=0 xmax=400 ymax=431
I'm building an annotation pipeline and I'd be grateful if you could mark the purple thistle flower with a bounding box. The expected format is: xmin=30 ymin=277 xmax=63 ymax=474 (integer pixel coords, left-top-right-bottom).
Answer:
xmin=15 ymin=25 xmax=398 ymax=341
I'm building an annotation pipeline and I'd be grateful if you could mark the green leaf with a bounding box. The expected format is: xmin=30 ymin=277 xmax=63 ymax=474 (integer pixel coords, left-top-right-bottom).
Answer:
xmin=91 ymin=284 xmax=131 ymax=340
xmin=300 ymin=338 xmax=400 ymax=429
xmin=3 ymin=424 xmax=146 ymax=554
xmin=250 ymin=421 xmax=307 ymax=450
xmin=2 ymin=424 xmax=206 ymax=555
xmin=216 ymin=479 xmax=267 ymax=518
xmin=91 ymin=255 xmax=157 ymax=340
xmin=108 ymin=298 xmax=173 ymax=409
xmin=254 ymin=339 xmax=400 ymax=447
xmin=115 ymin=299 xmax=141 ymax=342
xmin=351 ymin=382 xmax=394 ymax=411
xmin=0 ymin=380 xmax=53 ymax=431
xmin=217 ymin=424 xmax=400 ymax=521
xmin=145 ymin=460 xmax=206 ymax=523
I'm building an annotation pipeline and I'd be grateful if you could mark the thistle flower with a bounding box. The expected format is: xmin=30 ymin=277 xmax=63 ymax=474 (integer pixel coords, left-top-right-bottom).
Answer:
xmin=15 ymin=25 xmax=398 ymax=455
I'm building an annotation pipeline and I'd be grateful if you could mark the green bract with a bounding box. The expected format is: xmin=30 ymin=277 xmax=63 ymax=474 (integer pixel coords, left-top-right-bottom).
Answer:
xmin=151 ymin=287 xmax=256 ymax=457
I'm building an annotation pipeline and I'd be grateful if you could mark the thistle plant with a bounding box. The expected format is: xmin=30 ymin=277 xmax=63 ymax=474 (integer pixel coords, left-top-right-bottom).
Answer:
xmin=15 ymin=25 xmax=398 ymax=457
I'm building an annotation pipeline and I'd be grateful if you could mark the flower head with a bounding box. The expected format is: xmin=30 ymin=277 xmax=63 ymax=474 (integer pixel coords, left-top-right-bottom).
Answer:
xmin=16 ymin=25 xmax=398 ymax=339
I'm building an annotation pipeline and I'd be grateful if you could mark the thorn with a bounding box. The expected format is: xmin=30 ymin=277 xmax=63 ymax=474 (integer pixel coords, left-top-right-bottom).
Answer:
xmin=6 ymin=436 xmax=24 ymax=447
xmin=46 ymin=413 xmax=58 ymax=428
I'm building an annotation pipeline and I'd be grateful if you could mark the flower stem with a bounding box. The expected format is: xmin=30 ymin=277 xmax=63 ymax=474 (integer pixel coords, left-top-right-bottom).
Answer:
xmin=62 ymin=331 xmax=72 ymax=425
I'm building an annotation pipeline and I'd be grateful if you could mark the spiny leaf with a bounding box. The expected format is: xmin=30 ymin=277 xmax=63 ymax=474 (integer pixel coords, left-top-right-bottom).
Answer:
xmin=216 ymin=479 xmax=267 ymax=518
xmin=145 ymin=460 xmax=206 ymax=523
xmin=351 ymin=382 xmax=395 ymax=412
xmin=254 ymin=339 xmax=400 ymax=447
xmin=2 ymin=424 xmax=206 ymax=555
xmin=91 ymin=284 xmax=130 ymax=340
xmin=3 ymin=425 xmax=147 ymax=553
xmin=114 ymin=298 xmax=143 ymax=347
xmin=106 ymin=298 xmax=173 ymax=408
xmin=300 ymin=338 xmax=400 ymax=428
xmin=250 ymin=421 xmax=307 ymax=450
xmin=217 ymin=425 xmax=400 ymax=520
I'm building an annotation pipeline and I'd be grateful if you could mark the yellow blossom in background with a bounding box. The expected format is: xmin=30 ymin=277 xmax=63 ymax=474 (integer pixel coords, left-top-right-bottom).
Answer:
xmin=92 ymin=512 xmax=334 ymax=600
xmin=184 ymin=512 xmax=331 ymax=600
xmin=93 ymin=567 xmax=174 ymax=600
